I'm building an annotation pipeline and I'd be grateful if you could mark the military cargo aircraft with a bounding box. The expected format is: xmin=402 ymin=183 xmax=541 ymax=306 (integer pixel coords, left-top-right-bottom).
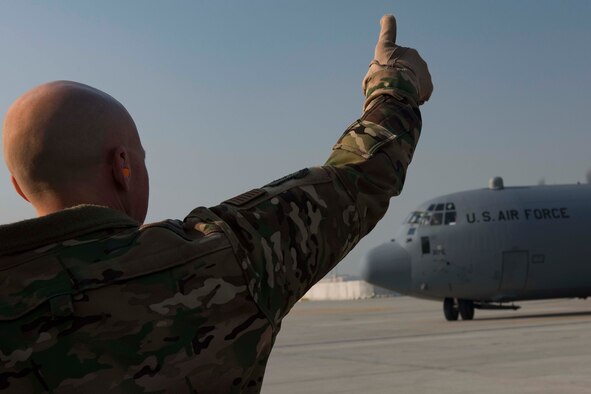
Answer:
xmin=362 ymin=176 xmax=591 ymax=321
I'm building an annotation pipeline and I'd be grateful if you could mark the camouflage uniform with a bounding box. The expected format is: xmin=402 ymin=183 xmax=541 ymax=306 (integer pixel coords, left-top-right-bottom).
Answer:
xmin=0 ymin=71 xmax=422 ymax=393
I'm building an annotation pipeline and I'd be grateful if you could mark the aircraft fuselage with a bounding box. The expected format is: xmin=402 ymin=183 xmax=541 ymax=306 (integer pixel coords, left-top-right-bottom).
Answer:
xmin=362 ymin=181 xmax=591 ymax=319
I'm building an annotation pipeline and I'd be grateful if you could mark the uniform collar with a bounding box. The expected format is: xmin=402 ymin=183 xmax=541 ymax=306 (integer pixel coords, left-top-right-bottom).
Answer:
xmin=0 ymin=205 xmax=139 ymax=256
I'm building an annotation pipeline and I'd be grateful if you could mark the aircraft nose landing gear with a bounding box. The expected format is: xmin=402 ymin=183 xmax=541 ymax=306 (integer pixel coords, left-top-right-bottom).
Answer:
xmin=443 ymin=298 xmax=475 ymax=321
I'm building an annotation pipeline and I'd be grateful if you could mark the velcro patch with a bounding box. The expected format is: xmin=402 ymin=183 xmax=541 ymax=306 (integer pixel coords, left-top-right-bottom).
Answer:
xmin=223 ymin=188 xmax=267 ymax=207
xmin=265 ymin=168 xmax=310 ymax=187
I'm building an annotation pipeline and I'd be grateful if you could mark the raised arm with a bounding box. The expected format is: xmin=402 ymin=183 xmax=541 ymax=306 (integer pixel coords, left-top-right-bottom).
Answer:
xmin=199 ymin=15 xmax=432 ymax=327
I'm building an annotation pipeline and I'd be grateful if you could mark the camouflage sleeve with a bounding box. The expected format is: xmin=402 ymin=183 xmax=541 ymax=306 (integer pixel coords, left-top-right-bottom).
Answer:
xmin=208 ymin=72 xmax=421 ymax=327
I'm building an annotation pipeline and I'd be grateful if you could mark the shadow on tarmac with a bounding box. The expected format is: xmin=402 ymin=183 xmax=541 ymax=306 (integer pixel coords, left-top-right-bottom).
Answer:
xmin=475 ymin=309 xmax=591 ymax=322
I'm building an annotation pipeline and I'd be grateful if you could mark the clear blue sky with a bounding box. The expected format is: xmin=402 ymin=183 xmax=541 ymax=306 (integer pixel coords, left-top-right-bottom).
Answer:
xmin=1 ymin=1 xmax=590 ymax=275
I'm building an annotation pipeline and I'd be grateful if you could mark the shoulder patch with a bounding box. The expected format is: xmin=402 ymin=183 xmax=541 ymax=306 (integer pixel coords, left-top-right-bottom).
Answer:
xmin=265 ymin=168 xmax=311 ymax=187
xmin=223 ymin=188 xmax=267 ymax=207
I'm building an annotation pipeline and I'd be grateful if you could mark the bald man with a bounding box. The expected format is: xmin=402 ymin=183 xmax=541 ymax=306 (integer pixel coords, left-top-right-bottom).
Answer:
xmin=3 ymin=80 xmax=149 ymax=223
xmin=0 ymin=15 xmax=431 ymax=394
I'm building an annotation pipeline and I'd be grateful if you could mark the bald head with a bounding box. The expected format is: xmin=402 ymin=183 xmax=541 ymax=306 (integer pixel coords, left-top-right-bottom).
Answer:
xmin=2 ymin=81 xmax=149 ymax=222
xmin=4 ymin=81 xmax=134 ymax=190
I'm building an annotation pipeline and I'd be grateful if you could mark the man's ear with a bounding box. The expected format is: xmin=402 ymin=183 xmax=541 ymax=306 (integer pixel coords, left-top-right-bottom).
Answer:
xmin=11 ymin=175 xmax=30 ymax=203
xmin=111 ymin=147 xmax=131 ymax=191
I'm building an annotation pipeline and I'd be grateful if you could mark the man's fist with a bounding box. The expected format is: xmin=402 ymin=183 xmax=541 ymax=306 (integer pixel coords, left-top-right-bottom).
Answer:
xmin=363 ymin=15 xmax=433 ymax=108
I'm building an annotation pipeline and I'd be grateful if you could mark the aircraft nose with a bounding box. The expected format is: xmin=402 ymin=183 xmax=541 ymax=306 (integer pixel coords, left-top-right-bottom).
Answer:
xmin=361 ymin=241 xmax=412 ymax=294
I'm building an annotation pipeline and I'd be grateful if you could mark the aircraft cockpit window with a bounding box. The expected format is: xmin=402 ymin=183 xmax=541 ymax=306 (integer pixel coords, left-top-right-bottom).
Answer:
xmin=444 ymin=211 xmax=457 ymax=225
xmin=406 ymin=212 xmax=422 ymax=224
xmin=420 ymin=212 xmax=432 ymax=225
xmin=407 ymin=227 xmax=416 ymax=235
xmin=430 ymin=213 xmax=443 ymax=226
xmin=417 ymin=202 xmax=457 ymax=226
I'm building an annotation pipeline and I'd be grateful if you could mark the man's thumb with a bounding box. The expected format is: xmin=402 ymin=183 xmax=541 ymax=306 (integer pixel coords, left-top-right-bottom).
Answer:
xmin=377 ymin=15 xmax=397 ymax=51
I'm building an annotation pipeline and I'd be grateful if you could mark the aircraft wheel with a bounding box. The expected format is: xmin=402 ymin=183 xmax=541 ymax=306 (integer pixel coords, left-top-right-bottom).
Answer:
xmin=459 ymin=299 xmax=475 ymax=320
xmin=443 ymin=298 xmax=459 ymax=321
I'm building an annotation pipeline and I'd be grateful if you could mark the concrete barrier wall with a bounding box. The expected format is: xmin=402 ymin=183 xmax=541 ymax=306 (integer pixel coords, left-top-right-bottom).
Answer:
xmin=302 ymin=280 xmax=376 ymax=301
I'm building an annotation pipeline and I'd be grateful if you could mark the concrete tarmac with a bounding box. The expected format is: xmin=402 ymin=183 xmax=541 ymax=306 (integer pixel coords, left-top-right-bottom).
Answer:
xmin=262 ymin=297 xmax=591 ymax=394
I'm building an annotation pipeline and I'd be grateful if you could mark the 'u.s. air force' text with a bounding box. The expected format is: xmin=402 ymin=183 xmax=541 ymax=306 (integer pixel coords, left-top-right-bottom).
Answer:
xmin=466 ymin=208 xmax=570 ymax=224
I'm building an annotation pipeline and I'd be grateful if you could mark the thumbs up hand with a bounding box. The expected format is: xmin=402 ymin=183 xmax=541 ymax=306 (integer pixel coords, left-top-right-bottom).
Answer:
xmin=363 ymin=15 xmax=433 ymax=109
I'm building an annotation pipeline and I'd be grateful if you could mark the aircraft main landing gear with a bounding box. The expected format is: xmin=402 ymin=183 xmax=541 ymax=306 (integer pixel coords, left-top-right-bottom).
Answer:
xmin=458 ymin=299 xmax=474 ymax=320
xmin=443 ymin=298 xmax=459 ymax=321
xmin=443 ymin=298 xmax=475 ymax=321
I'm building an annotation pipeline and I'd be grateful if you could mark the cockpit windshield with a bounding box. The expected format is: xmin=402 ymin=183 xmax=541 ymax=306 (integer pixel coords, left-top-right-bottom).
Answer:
xmin=406 ymin=211 xmax=423 ymax=224
xmin=406 ymin=202 xmax=457 ymax=226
